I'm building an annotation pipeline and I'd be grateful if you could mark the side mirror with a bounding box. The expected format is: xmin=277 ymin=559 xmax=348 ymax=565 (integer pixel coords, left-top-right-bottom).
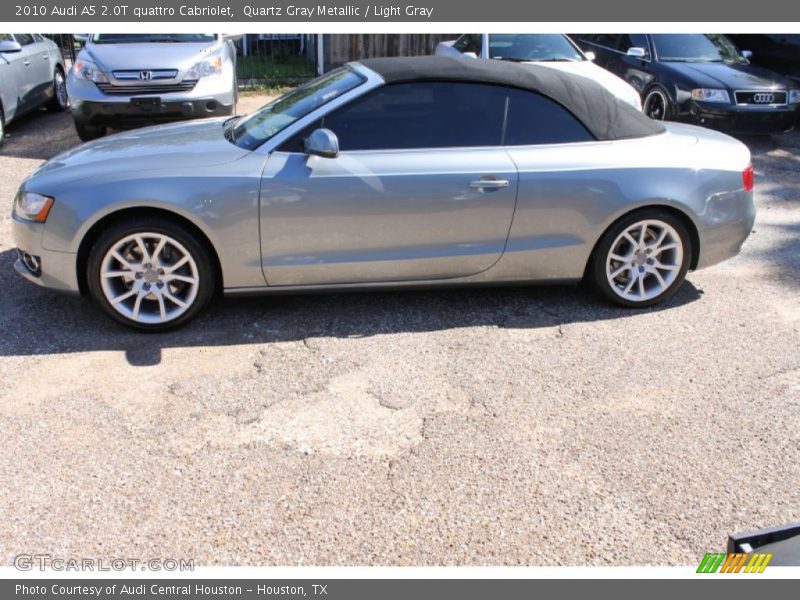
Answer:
xmin=0 ymin=40 xmax=23 ymax=53
xmin=73 ymin=34 xmax=89 ymax=42
xmin=626 ymin=47 xmax=647 ymax=58
xmin=742 ymin=50 xmax=753 ymax=59
xmin=305 ymin=128 xmax=339 ymax=159
xmin=222 ymin=34 xmax=243 ymax=42
xmin=462 ymin=51 xmax=479 ymax=59
xmin=584 ymin=50 xmax=596 ymax=61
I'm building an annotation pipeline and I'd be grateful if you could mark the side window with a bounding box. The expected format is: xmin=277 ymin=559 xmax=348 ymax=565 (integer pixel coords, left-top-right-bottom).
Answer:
xmin=453 ymin=34 xmax=481 ymax=55
xmin=15 ymin=34 xmax=35 ymax=46
xmin=277 ymin=119 xmax=322 ymax=153
xmin=504 ymin=88 xmax=594 ymax=146
xmin=589 ymin=34 xmax=622 ymax=50
xmin=322 ymin=82 xmax=506 ymax=151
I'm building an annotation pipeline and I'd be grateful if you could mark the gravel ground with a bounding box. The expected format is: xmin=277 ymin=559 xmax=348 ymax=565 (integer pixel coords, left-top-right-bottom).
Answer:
xmin=0 ymin=96 xmax=798 ymax=566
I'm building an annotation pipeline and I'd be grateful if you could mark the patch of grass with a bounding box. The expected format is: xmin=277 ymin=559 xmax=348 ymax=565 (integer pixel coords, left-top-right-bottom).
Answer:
xmin=239 ymin=84 xmax=296 ymax=96
xmin=236 ymin=55 xmax=315 ymax=82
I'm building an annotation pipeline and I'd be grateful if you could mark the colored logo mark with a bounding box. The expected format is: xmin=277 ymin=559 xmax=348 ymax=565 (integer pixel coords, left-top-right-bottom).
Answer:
xmin=697 ymin=552 xmax=773 ymax=573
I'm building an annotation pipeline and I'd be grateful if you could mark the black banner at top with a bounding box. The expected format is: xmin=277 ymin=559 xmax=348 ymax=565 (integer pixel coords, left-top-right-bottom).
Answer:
xmin=4 ymin=0 xmax=800 ymax=22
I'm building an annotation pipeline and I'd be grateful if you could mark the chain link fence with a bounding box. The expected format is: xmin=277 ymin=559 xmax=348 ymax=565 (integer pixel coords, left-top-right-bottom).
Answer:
xmin=236 ymin=34 xmax=317 ymax=89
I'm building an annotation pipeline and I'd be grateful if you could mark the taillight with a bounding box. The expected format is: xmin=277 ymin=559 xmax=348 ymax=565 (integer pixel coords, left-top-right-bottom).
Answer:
xmin=743 ymin=164 xmax=754 ymax=192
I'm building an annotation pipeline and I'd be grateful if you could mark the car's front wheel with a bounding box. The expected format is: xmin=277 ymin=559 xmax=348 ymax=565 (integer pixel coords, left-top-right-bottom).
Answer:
xmin=590 ymin=209 xmax=692 ymax=308
xmin=87 ymin=217 xmax=217 ymax=331
xmin=643 ymin=86 xmax=671 ymax=121
xmin=75 ymin=122 xmax=107 ymax=142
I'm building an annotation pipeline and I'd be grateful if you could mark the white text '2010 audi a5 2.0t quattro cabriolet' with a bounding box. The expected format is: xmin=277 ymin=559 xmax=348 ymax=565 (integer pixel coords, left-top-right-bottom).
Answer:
xmin=12 ymin=56 xmax=755 ymax=331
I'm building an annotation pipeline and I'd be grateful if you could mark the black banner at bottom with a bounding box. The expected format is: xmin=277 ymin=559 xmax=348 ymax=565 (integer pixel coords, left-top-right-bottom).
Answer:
xmin=3 ymin=579 xmax=798 ymax=600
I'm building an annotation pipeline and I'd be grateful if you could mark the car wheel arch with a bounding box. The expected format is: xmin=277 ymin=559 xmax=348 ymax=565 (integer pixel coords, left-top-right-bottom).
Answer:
xmin=584 ymin=203 xmax=701 ymax=281
xmin=76 ymin=206 xmax=223 ymax=296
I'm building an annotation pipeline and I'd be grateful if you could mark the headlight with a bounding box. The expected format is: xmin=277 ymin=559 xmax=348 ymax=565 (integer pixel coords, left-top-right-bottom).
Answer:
xmin=789 ymin=89 xmax=800 ymax=104
xmin=14 ymin=191 xmax=55 ymax=223
xmin=691 ymin=88 xmax=730 ymax=103
xmin=185 ymin=54 xmax=223 ymax=80
xmin=73 ymin=59 xmax=109 ymax=83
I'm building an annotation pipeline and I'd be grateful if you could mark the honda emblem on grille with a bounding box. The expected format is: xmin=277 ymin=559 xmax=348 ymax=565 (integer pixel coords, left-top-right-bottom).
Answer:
xmin=753 ymin=93 xmax=775 ymax=104
xmin=138 ymin=71 xmax=152 ymax=81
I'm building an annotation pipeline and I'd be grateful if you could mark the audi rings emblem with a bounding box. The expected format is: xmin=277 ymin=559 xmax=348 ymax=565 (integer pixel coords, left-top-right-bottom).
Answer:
xmin=753 ymin=93 xmax=775 ymax=103
xmin=138 ymin=71 xmax=152 ymax=81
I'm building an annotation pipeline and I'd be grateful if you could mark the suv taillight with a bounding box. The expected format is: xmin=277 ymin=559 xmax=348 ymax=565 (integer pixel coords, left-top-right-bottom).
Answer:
xmin=743 ymin=164 xmax=754 ymax=192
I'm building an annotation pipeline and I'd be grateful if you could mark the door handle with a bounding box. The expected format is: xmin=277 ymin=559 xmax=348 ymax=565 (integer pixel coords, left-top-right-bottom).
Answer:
xmin=43 ymin=54 xmax=50 ymax=60
xmin=23 ymin=60 xmax=31 ymax=67
xmin=470 ymin=178 xmax=509 ymax=189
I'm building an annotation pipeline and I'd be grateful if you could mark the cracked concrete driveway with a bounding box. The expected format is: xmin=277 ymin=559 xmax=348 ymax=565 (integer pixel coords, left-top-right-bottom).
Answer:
xmin=0 ymin=97 xmax=798 ymax=566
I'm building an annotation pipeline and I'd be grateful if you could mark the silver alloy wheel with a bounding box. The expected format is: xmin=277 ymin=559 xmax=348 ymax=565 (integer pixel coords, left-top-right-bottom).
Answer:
xmin=55 ymin=71 xmax=68 ymax=108
xmin=99 ymin=232 xmax=200 ymax=325
xmin=605 ymin=219 xmax=684 ymax=302
xmin=643 ymin=89 xmax=668 ymax=120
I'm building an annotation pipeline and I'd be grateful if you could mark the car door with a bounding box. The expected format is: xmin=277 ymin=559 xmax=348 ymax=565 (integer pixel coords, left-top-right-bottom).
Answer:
xmin=28 ymin=34 xmax=55 ymax=104
xmin=259 ymin=81 xmax=519 ymax=286
xmin=10 ymin=34 xmax=41 ymax=112
xmin=500 ymin=88 xmax=607 ymax=279
xmin=0 ymin=34 xmax=27 ymax=120
xmin=607 ymin=34 xmax=653 ymax=93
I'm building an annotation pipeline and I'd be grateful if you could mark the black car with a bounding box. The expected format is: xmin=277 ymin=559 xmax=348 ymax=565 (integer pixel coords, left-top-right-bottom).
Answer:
xmin=727 ymin=34 xmax=800 ymax=83
xmin=574 ymin=34 xmax=799 ymax=134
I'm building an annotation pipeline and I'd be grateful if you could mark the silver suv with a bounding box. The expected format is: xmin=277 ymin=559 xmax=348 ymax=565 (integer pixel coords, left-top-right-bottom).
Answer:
xmin=67 ymin=33 xmax=239 ymax=141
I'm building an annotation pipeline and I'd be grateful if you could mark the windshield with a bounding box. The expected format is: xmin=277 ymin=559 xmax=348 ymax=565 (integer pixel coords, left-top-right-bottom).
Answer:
xmin=489 ymin=34 xmax=584 ymax=62
xmin=229 ymin=67 xmax=366 ymax=150
xmin=91 ymin=34 xmax=217 ymax=44
xmin=652 ymin=34 xmax=747 ymax=63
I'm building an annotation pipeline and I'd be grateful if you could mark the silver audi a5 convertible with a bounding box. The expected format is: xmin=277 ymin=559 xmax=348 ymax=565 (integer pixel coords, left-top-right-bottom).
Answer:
xmin=12 ymin=56 xmax=756 ymax=330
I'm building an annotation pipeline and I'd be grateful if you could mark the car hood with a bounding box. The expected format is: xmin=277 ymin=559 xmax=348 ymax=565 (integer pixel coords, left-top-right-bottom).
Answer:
xmin=524 ymin=60 xmax=642 ymax=109
xmin=27 ymin=118 xmax=250 ymax=187
xmin=82 ymin=41 xmax=220 ymax=71
xmin=659 ymin=61 xmax=793 ymax=89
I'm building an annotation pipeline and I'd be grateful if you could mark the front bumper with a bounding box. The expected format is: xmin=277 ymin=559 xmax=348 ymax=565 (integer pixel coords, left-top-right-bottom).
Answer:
xmin=681 ymin=101 xmax=798 ymax=134
xmin=68 ymin=73 xmax=235 ymax=127
xmin=12 ymin=214 xmax=80 ymax=294
xmin=71 ymin=96 xmax=233 ymax=127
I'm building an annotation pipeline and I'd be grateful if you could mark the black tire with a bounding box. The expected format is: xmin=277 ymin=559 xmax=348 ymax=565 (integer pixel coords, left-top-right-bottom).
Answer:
xmin=75 ymin=121 xmax=107 ymax=142
xmin=86 ymin=216 xmax=218 ymax=331
xmin=46 ymin=67 xmax=69 ymax=112
xmin=0 ymin=104 xmax=5 ymax=148
xmin=642 ymin=85 xmax=672 ymax=121
xmin=589 ymin=208 xmax=692 ymax=308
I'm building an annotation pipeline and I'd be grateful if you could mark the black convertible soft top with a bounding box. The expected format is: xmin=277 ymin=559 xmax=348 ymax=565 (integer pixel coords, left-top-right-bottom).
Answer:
xmin=356 ymin=56 xmax=665 ymax=141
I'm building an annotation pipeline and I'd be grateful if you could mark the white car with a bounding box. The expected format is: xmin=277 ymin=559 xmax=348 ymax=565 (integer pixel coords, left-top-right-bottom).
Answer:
xmin=436 ymin=34 xmax=642 ymax=110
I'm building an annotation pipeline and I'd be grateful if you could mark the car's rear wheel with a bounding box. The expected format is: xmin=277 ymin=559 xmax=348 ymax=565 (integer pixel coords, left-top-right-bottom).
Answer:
xmin=590 ymin=209 xmax=692 ymax=308
xmin=0 ymin=105 xmax=5 ymax=147
xmin=75 ymin=122 xmax=107 ymax=142
xmin=643 ymin=86 xmax=671 ymax=121
xmin=87 ymin=218 xmax=217 ymax=331
xmin=46 ymin=68 xmax=69 ymax=111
